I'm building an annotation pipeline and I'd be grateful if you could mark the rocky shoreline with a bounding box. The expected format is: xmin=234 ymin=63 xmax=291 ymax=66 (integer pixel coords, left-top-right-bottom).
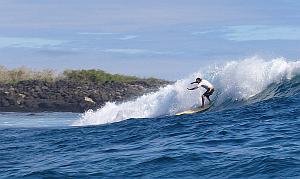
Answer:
xmin=0 ymin=79 xmax=170 ymax=113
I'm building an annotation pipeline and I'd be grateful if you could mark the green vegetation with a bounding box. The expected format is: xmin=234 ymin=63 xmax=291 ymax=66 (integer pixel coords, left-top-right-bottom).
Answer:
xmin=0 ymin=66 xmax=59 ymax=83
xmin=63 ymin=69 xmax=140 ymax=83
xmin=0 ymin=66 xmax=166 ymax=84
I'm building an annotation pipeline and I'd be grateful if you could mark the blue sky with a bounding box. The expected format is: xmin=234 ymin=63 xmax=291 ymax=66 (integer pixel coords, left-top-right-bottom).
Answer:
xmin=0 ymin=0 xmax=300 ymax=79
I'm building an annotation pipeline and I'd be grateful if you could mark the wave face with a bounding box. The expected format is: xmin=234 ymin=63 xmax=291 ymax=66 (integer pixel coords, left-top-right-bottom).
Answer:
xmin=2 ymin=84 xmax=300 ymax=178
xmin=74 ymin=57 xmax=300 ymax=126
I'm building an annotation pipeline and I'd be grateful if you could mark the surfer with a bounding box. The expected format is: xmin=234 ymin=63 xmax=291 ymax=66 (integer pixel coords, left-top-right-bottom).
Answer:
xmin=187 ymin=78 xmax=215 ymax=108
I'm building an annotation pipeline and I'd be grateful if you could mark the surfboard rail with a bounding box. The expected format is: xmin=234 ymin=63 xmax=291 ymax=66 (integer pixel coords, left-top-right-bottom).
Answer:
xmin=175 ymin=103 xmax=213 ymax=116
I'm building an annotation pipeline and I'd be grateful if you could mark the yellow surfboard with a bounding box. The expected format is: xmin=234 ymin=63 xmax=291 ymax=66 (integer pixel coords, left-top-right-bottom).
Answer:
xmin=175 ymin=103 xmax=213 ymax=116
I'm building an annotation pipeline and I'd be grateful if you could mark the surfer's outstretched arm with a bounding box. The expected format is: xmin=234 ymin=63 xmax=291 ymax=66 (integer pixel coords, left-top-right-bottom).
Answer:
xmin=187 ymin=86 xmax=199 ymax=90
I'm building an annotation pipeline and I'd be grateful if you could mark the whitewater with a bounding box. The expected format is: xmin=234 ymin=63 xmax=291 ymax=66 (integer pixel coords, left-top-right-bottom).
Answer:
xmin=74 ymin=56 xmax=300 ymax=126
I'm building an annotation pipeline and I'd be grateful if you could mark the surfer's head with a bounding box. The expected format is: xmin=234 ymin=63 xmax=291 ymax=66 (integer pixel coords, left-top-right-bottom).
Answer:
xmin=196 ymin=78 xmax=202 ymax=83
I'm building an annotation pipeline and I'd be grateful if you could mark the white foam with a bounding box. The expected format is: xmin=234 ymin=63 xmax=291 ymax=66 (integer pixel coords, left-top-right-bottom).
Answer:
xmin=73 ymin=57 xmax=300 ymax=126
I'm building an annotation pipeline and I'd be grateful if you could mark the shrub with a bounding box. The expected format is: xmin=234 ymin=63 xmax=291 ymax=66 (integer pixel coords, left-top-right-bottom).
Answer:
xmin=0 ymin=66 xmax=59 ymax=83
xmin=0 ymin=66 xmax=165 ymax=84
xmin=63 ymin=69 xmax=139 ymax=83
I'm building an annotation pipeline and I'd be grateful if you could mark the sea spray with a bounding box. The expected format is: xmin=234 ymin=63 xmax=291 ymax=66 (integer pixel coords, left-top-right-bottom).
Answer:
xmin=74 ymin=56 xmax=300 ymax=126
xmin=74 ymin=78 xmax=204 ymax=125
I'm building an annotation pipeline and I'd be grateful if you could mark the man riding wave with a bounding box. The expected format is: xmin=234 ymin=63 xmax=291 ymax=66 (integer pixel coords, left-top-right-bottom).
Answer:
xmin=187 ymin=78 xmax=215 ymax=108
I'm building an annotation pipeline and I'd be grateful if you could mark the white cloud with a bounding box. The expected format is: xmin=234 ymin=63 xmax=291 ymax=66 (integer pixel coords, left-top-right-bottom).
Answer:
xmin=102 ymin=48 xmax=170 ymax=55
xmin=191 ymin=30 xmax=219 ymax=35
xmin=118 ymin=35 xmax=139 ymax=40
xmin=78 ymin=32 xmax=119 ymax=36
xmin=192 ymin=25 xmax=300 ymax=41
xmin=0 ymin=37 xmax=66 ymax=49
xmin=225 ymin=25 xmax=300 ymax=41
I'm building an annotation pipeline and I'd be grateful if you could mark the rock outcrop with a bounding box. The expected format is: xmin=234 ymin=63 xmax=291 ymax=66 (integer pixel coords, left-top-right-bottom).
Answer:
xmin=0 ymin=79 xmax=170 ymax=112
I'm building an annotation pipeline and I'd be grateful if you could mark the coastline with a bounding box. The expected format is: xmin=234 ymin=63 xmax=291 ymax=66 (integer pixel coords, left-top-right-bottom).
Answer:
xmin=0 ymin=79 xmax=170 ymax=113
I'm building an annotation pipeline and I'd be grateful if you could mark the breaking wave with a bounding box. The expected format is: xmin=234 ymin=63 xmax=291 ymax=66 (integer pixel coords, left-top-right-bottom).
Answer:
xmin=73 ymin=56 xmax=300 ymax=126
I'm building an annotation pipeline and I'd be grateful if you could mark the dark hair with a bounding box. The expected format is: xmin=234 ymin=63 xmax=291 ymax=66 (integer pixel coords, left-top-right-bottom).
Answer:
xmin=196 ymin=78 xmax=202 ymax=82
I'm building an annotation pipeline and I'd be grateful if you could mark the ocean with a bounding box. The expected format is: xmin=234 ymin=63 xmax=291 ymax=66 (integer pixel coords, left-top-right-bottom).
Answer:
xmin=1 ymin=57 xmax=300 ymax=178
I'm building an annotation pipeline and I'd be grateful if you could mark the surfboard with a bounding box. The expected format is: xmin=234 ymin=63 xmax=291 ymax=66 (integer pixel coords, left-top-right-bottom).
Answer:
xmin=175 ymin=103 xmax=213 ymax=116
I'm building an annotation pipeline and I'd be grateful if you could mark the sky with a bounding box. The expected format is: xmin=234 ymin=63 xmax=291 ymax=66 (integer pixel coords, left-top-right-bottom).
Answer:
xmin=0 ymin=0 xmax=299 ymax=80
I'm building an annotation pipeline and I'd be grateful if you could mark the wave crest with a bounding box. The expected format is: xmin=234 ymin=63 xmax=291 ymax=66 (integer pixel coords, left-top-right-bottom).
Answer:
xmin=73 ymin=56 xmax=300 ymax=126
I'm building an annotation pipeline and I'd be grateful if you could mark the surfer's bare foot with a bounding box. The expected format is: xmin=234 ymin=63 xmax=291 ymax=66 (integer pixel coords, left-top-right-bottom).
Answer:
xmin=201 ymin=105 xmax=204 ymax=108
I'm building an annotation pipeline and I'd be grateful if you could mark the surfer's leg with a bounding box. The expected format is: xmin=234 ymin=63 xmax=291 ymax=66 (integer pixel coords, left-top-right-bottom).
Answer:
xmin=201 ymin=95 xmax=205 ymax=108
xmin=207 ymin=96 xmax=211 ymax=104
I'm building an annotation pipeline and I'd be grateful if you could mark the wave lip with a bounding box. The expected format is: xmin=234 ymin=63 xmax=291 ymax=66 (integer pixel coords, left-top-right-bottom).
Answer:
xmin=74 ymin=57 xmax=300 ymax=126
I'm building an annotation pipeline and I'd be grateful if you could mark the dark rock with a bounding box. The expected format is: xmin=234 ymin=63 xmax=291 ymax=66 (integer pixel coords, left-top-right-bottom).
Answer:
xmin=1 ymin=99 xmax=10 ymax=107
xmin=0 ymin=79 xmax=171 ymax=113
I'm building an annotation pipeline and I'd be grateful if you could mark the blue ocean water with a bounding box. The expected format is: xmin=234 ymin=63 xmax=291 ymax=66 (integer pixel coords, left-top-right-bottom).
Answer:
xmin=1 ymin=59 xmax=300 ymax=178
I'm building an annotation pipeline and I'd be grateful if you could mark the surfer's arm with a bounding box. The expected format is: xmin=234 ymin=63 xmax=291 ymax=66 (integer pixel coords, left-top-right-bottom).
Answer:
xmin=187 ymin=86 xmax=199 ymax=90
